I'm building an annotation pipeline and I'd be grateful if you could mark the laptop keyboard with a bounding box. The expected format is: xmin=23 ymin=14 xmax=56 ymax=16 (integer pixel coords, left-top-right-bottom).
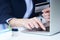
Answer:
xmin=26 ymin=27 xmax=49 ymax=32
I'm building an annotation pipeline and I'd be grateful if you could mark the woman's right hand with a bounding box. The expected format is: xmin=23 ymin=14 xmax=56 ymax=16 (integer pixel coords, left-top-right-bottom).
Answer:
xmin=9 ymin=17 xmax=46 ymax=30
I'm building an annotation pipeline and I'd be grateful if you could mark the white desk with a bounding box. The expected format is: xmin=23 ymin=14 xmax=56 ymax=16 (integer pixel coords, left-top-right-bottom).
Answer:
xmin=0 ymin=31 xmax=60 ymax=40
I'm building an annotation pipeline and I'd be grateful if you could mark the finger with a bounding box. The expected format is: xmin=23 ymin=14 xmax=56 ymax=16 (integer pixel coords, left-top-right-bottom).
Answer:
xmin=42 ymin=13 xmax=46 ymax=18
xmin=43 ymin=13 xmax=50 ymax=16
xmin=24 ymin=24 xmax=32 ymax=29
xmin=42 ymin=13 xmax=50 ymax=19
xmin=31 ymin=19 xmax=39 ymax=28
xmin=44 ymin=15 xmax=50 ymax=19
xmin=33 ymin=17 xmax=46 ymax=30
xmin=28 ymin=22 xmax=34 ymax=28
xmin=42 ymin=15 xmax=50 ymax=22
xmin=45 ymin=18 xmax=50 ymax=22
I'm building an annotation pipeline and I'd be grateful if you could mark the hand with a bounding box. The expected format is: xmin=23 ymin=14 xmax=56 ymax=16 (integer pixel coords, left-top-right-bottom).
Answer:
xmin=9 ymin=17 xmax=46 ymax=30
xmin=42 ymin=7 xmax=50 ymax=22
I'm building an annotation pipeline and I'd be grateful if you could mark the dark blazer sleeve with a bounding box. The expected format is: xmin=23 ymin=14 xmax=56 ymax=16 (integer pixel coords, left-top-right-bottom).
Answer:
xmin=0 ymin=0 xmax=13 ymax=23
xmin=34 ymin=0 xmax=47 ymax=4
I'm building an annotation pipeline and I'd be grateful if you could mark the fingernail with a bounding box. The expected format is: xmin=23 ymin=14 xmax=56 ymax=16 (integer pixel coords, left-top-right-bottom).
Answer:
xmin=36 ymin=26 xmax=39 ymax=28
xmin=43 ymin=28 xmax=46 ymax=31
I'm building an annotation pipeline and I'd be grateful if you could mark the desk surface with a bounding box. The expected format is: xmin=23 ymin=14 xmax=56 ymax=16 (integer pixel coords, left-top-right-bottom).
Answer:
xmin=0 ymin=31 xmax=60 ymax=40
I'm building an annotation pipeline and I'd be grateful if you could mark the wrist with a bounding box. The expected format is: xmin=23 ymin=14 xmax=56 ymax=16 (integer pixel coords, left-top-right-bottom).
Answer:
xmin=8 ymin=18 xmax=17 ymax=27
xmin=9 ymin=18 xmax=23 ymax=27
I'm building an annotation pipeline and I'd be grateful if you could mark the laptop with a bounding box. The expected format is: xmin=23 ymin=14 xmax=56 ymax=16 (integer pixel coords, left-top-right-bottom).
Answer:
xmin=21 ymin=0 xmax=60 ymax=35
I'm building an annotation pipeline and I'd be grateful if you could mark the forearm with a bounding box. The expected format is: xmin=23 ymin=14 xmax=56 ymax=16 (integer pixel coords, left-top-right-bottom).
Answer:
xmin=0 ymin=0 xmax=13 ymax=23
xmin=0 ymin=14 xmax=13 ymax=24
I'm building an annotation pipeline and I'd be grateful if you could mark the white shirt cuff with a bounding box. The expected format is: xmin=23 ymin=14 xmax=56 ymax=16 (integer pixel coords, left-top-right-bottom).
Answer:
xmin=6 ymin=18 xmax=13 ymax=23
